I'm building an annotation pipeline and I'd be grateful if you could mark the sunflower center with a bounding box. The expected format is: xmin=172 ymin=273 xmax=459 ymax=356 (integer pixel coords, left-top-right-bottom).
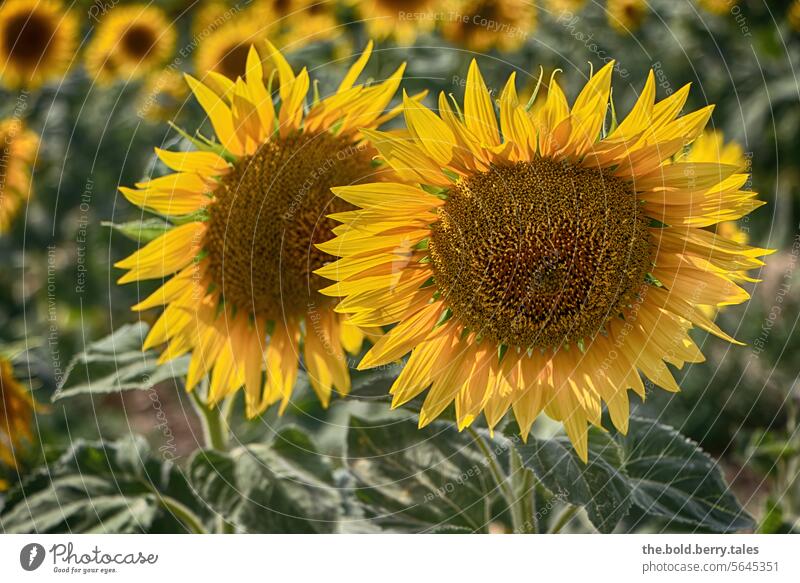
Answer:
xmin=216 ymin=43 xmax=252 ymax=80
xmin=429 ymin=158 xmax=652 ymax=349
xmin=121 ymin=24 xmax=158 ymax=60
xmin=205 ymin=131 xmax=376 ymax=318
xmin=3 ymin=9 xmax=54 ymax=65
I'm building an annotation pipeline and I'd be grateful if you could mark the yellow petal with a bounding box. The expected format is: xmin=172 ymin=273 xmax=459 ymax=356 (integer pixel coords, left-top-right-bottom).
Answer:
xmin=115 ymin=222 xmax=206 ymax=283
xmin=464 ymin=59 xmax=500 ymax=147
xmin=185 ymin=74 xmax=243 ymax=156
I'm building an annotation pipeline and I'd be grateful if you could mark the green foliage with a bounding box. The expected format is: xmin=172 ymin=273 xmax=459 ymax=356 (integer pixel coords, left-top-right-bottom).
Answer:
xmin=54 ymin=323 xmax=188 ymax=401
xmin=518 ymin=417 xmax=754 ymax=533
xmin=346 ymin=416 xmax=499 ymax=532
xmin=189 ymin=427 xmax=341 ymax=533
xmin=0 ymin=437 xmax=205 ymax=534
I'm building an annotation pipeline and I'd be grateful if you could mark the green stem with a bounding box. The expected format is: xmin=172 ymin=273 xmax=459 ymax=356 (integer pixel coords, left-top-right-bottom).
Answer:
xmin=157 ymin=494 xmax=207 ymax=534
xmin=190 ymin=389 xmax=230 ymax=451
xmin=189 ymin=386 xmax=236 ymax=533
xmin=509 ymin=449 xmax=537 ymax=533
xmin=549 ymin=505 xmax=579 ymax=534
xmin=467 ymin=427 xmax=530 ymax=533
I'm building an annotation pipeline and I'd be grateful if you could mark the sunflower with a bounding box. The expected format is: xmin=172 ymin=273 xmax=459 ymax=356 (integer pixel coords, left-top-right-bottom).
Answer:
xmin=319 ymin=61 xmax=768 ymax=461
xmin=84 ymin=4 xmax=177 ymax=85
xmin=546 ymin=0 xmax=587 ymax=14
xmin=194 ymin=17 xmax=282 ymax=82
xmin=192 ymin=0 xmax=240 ymax=38
xmin=607 ymin=0 xmax=647 ymax=33
xmin=697 ymin=0 xmax=737 ymax=16
xmin=115 ymin=43 xmax=407 ymax=416
xmin=789 ymin=0 xmax=800 ymax=32
xmin=1 ymin=357 xmax=38 ymax=487
xmin=136 ymin=68 xmax=190 ymax=123
xmin=280 ymin=0 xmax=341 ymax=45
xmin=443 ymin=0 xmax=536 ymax=52
xmin=351 ymin=0 xmax=439 ymax=45
xmin=0 ymin=0 xmax=77 ymax=89
xmin=0 ymin=118 xmax=38 ymax=234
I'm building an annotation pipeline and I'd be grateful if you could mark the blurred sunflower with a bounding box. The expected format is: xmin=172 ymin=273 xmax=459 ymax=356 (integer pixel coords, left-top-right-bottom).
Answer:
xmin=0 ymin=118 xmax=38 ymax=234
xmin=607 ymin=0 xmax=647 ymax=33
xmin=682 ymin=130 xmax=757 ymax=318
xmin=442 ymin=0 xmax=536 ymax=52
xmin=85 ymin=4 xmax=177 ymax=85
xmin=789 ymin=0 xmax=800 ymax=32
xmin=0 ymin=0 xmax=77 ymax=89
xmin=136 ymin=68 xmax=190 ymax=123
xmin=116 ymin=43 xmax=408 ymax=416
xmin=351 ymin=0 xmax=439 ymax=45
xmin=195 ymin=18 xmax=278 ymax=82
xmin=697 ymin=0 xmax=737 ymax=16
xmin=319 ymin=62 xmax=768 ymax=460
xmin=546 ymin=0 xmax=587 ymax=13
xmin=1 ymin=357 xmax=38 ymax=488
xmin=192 ymin=0 xmax=240 ymax=38
xmin=281 ymin=0 xmax=341 ymax=45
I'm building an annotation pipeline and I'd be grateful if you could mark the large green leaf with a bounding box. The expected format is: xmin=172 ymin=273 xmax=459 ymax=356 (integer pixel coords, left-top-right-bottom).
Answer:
xmin=54 ymin=322 xmax=188 ymax=400
xmin=188 ymin=427 xmax=340 ymax=533
xmin=517 ymin=427 xmax=631 ymax=533
xmin=346 ymin=416 xmax=501 ymax=532
xmin=0 ymin=437 xmax=205 ymax=533
xmin=622 ymin=416 xmax=755 ymax=533
xmin=515 ymin=416 xmax=755 ymax=533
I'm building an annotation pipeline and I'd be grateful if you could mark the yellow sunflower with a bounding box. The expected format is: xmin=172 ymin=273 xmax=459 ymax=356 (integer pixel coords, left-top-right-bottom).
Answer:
xmin=607 ymin=0 xmax=647 ymax=33
xmin=192 ymin=0 xmax=240 ymax=38
xmin=351 ymin=0 xmax=439 ymax=45
xmin=0 ymin=0 xmax=77 ymax=89
xmin=280 ymin=0 xmax=341 ymax=45
xmin=697 ymin=0 xmax=737 ymax=16
xmin=1 ymin=357 xmax=38 ymax=487
xmin=115 ymin=43 xmax=408 ymax=416
xmin=443 ymin=0 xmax=536 ymax=52
xmin=789 ymin=0 xmax=800 ymax=32
xmin=85 ymin=4 xmax=177 ymax=85
xmin=319 ymin=61 xmax=768 ymax=461
xmin=546 ymin=0 xmax=587 ymax=14
xmin=136 ymin=68 xmax=190 ymax=123
xmin=0 ymin=118 xmax=39 ymax=234
xmin=194 ymin=17 xmax=281 ymax=82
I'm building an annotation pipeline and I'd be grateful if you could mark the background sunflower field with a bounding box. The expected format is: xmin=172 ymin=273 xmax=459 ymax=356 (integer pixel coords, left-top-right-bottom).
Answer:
xmin=1 ymin=0 xmax=799 ymax=535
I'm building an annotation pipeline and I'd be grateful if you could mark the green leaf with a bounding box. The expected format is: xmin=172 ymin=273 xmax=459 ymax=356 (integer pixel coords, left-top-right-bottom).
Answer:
xmin=0 ymin=437 xmax=206 ymax=533
xmin=188 ymin=427 xmax=340 ymax=533
xmin=517 ymin=428 xmax=631 ymax=533
xmin=622 ymin=416 xmax=755 ymax=533
xmin=103 ymin=218 xmax=172 ymax=243
xmin=513 ymin=416 xmax=753 ymax=533
xmin=345 ymin=416 xmax=499 ymax=532
xmin=54 ymin=322 xmax=189 ymax=400
xmin=188 ymin=448 xmax=275 ymax=532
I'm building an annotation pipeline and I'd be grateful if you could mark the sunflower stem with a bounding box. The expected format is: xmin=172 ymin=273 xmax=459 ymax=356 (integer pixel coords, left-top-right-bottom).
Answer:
xmin=189 ymin=384 xmax=236 ymax=533
xmin=509 ymin=448 xmax=538 ymax=534
xmin=467 ymin=427 xmax=531 ymax=533
xmin=155 ymin=493 xmax=207 ymax=534
xmin=549 ymin=505 xmax=579 ymax=534
xmin=190 ymin=389 xmax=230 ymax=451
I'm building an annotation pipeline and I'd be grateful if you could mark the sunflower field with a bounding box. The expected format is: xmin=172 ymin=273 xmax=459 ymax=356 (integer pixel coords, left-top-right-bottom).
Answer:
xmin=0 ymin=0 xmax=799 ymax=537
